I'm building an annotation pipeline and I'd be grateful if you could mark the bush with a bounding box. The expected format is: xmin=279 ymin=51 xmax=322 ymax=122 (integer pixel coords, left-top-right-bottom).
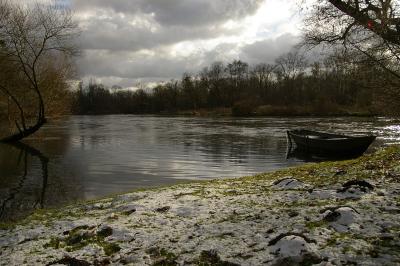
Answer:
xmin=232 ymin=100 xmax=257 ymax=116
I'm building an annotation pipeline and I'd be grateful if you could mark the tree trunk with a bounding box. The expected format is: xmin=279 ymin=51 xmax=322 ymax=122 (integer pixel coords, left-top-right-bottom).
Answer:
xmin=0 ymin=117 xmax=46 ymax=143
xmin=0 ymin=85 xmax=46 ymax=143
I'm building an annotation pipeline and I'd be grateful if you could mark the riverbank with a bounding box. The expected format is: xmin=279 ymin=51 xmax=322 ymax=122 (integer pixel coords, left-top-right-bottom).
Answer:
xmin=159 ymin=105 xmax=379 ymax=117
xmin=82 ymin=106 xmax=379 ymax=117
xmin=1 ymin=146 xmax=400 ymax=265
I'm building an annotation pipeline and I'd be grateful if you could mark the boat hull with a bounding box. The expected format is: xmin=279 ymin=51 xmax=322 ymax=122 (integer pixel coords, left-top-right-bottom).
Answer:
xmin=287 ymin=130 xmax=376 ymax=157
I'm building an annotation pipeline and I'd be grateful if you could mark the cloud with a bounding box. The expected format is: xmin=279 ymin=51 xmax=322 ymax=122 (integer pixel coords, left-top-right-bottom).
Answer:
xmin=240 ymin=33 xmax=300 ymax=64
xmin=77 ymin=47 xmax=207 ymax=87
xmin=73 ymin=0 xmax=263 ymax=27
xmin=77 ymin=11 xmax=235 ymax=52
xmin=138 ymin=0 xmax=263 ymax=27
xmin=74 ymin=0 xmax=263 ymax=52
xmin=78 ymin=34 xmax=301 ymax=88
xmin=67 ymin=0 xmax=301 ymax=88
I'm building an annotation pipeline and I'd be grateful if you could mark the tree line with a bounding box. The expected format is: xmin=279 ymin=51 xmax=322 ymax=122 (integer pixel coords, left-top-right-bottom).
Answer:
xmin=72 ymin=47 xmax=399 ymax=116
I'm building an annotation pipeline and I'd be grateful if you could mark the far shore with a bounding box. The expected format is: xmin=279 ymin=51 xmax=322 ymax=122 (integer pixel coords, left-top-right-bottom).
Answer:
xmin=69 ymin=106 xmax=384 ymax=118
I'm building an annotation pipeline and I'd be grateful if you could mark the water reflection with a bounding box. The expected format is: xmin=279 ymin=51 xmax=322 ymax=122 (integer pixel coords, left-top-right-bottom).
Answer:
xmin=0 ymin=115 xmax=399 ymax=222
xmin=0 ymin=142 xmax=48 ymax=221
xmin=286 ymin=148 xmax=362 ymax=162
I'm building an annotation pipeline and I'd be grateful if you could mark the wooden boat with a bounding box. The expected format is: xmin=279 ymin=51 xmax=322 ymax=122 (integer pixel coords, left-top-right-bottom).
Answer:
xmin=287 ymin=129 xmax=376 ymax=156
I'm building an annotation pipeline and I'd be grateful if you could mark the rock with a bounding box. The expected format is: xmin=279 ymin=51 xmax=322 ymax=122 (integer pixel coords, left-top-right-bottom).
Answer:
xmin=322 ymin=210 xmax=341 ymax=222
xmin=271 ymin=253 xmax=322 ymax=266
xmin=120 ymin=205 xmax=137 ymax=215
xmin=269 ymin=234 xmax=321 ymax=265
xmin=107 ymin=229 xmax=135 ymax=242
xmin=272 ymin=177 xmax=308 ymax=190
xmin=322 ymin=207 xmax=359 ymax=232
xmin=338 ymin=180 xmax=374 ymax=193
xmin=93 ymin=258 xmax=111 ymax=266
xmin=309 ymin=189 xmax=337 ymax=200
xmin=379 ymin=206 xmax=400 ymax=214
xmin=96 ymin=225 xmax=113 ymax=238
xmin=63 ymin=225 xmax=90 ymax=236
xmin=312 ymin=180 xmax=374 ymax=200
xmin=266 ymin=229 xmax=275 ymax=234
xmin=155 ymin=206 xmax=171 ymax=213
xmin=46 ymin=256 xmax=91 ymax=266
xmin=120 ymin=255 xmax=140 ymax=265
xmin=197 ymin=250 xmax=240 ymax=266
xmin=268 ymin=233 xmax=316 ymax=246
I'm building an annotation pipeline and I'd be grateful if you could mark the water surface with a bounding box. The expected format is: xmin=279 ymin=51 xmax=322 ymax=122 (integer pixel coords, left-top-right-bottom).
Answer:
xmin=1 ymin=115 xmax=399 ymax=221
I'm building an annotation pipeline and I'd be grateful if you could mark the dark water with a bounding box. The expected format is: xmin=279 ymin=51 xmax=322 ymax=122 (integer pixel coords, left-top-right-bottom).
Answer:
xmin=1 ymin=115 xmax=400 ymax=221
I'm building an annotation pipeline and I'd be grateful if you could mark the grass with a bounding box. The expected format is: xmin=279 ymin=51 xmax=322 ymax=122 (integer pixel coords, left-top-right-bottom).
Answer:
xmin=146 ymin=247 xmax=178 ymax=266
xmin=305 ymin=220 xmax=327 ymax=230
xmin=249 ymin=145 xmax=400 ymax=186
xmin=43 ymin=224 xmax=121 ymax=256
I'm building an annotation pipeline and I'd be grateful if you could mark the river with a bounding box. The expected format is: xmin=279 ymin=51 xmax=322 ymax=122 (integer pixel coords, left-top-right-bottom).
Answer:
xmin=1 ymin=115 xmax=399 ymax=221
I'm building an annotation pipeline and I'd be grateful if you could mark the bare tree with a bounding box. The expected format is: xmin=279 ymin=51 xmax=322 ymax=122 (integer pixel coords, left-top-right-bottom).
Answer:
xmin=303 ymin=1 xmax=400 ymax=44
xmin=207 ymin=62 xmax=226 ymax=106
xmin=327 ymin=0 xmax=400 ymax=45
xmin=226 ymin=60 xmax=249 ymax=87
xmin=275 ymin=51 xmax=308 ymax=80
xmin=0 ymin=0 xmax=78 ymax=142
xmin=250 ymin=63 xmax=275 ymax=100
xmin=252 ymin=63 xmax=276 ymax=87
xmin=302 ymin=0 xmax=400 ymax=79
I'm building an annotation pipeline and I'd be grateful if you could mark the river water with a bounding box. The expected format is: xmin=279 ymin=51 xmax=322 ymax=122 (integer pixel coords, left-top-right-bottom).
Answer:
xmin=1 ymin=115 xmax=399 ymax=221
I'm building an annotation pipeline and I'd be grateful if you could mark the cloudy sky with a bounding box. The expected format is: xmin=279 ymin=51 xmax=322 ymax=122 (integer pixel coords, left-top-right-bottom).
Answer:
xmin=65 ymin=0 xmax=303 ymax=88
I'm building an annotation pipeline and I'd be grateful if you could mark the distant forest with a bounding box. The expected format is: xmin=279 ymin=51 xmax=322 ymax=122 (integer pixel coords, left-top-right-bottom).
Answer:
xmin=72 ymin=48 xmax=400 ymax=116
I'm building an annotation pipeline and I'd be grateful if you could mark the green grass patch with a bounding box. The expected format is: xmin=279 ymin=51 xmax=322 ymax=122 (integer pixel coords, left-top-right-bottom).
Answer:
xmin=44 ymin=225 xmax=120 ymax=256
